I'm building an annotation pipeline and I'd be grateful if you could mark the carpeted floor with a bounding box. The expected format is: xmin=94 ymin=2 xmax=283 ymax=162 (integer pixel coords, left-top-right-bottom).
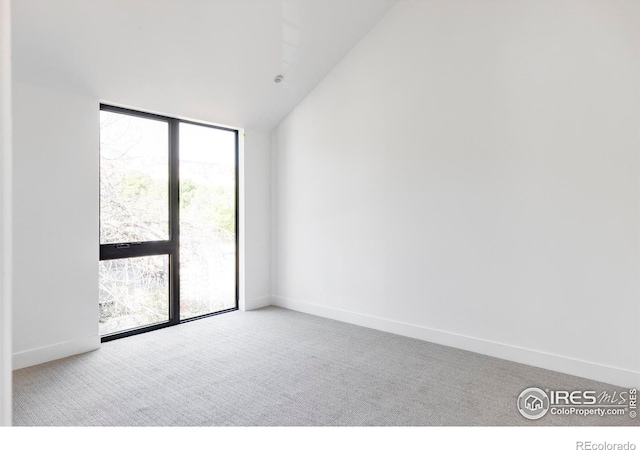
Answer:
xmin=12 ymin=306 xmax=635 ymax=426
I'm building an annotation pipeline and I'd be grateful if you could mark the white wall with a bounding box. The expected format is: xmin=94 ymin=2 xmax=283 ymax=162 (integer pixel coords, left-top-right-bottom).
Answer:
xmin=0 ymin=0 xmax=12 ymax=427
xmin=272 ymin=0 xmax=640 ymax=387
xmin=242 ymin=130 xmax=272 ymax=310
xmin=12 ymin=81 xmax=101 ymax=369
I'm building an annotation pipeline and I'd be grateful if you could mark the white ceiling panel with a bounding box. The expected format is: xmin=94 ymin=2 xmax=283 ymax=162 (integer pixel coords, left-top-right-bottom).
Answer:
xmin=12 ymin=0 xmax=396 ymax=130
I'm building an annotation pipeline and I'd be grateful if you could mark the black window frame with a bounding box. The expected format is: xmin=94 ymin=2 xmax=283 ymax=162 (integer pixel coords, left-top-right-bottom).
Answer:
xmin=99 ymin=104 xmax=239 ymax=342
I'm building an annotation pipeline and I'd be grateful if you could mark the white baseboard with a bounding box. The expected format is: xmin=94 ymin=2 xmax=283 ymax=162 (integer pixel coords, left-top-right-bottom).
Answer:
xmin=13 ymin=335 xmax=100 ymax=370
xmin=244 ymin=295 xmax=273 ymax=311
xmin=272 ymin=296 xmax=640 ymax=388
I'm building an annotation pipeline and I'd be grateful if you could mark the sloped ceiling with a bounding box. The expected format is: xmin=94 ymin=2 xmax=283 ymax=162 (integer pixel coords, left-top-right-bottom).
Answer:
xmin=11 ymin=0 xmax=396 ymax=131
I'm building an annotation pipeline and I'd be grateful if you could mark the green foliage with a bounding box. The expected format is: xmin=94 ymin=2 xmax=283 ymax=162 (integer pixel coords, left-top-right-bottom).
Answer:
xmin=181 ymin=175 xmax=235 ymax=240
xmin=180 ymin=179 xmax=198 ymax=208
xmin=121 ymin=172 xmax=166 ymax=204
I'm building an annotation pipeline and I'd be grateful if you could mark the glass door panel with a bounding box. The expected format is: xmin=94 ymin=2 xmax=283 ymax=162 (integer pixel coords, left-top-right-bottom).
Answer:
xmin=179 ymin=123 xmax=236 ymax=320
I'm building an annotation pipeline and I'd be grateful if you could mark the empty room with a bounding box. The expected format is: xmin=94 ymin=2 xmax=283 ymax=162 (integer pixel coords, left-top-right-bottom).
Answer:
xmin=0 ymin=0 xmax=638 ymax=444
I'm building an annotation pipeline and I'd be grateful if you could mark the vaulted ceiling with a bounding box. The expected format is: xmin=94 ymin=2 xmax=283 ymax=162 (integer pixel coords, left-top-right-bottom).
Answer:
xmin=12 ymin=0 xmax=396 ymax=131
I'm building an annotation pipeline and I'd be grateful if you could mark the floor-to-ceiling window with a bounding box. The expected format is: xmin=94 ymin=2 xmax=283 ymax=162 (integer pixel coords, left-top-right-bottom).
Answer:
xmin=98 ymin=105 xmax=238 ymax=341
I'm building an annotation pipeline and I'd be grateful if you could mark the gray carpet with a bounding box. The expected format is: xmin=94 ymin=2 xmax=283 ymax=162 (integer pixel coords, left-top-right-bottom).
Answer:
xmin=12 ymin=306 xmax=636 ymax=426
